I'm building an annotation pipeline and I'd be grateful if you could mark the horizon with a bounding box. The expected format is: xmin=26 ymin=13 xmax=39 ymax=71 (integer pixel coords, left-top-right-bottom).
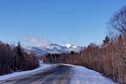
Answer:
xmin=1 ymin=0 xmax=126 ymax=47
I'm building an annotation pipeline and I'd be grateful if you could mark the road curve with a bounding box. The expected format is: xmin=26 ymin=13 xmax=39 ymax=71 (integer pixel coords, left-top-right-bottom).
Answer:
xmin=0 ymin=65 xmax=73 ymax=84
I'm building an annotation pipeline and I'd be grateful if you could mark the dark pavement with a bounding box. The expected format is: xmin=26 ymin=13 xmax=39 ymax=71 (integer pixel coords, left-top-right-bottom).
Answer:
xmin=0 ymin=65 xmax=73 ymax=84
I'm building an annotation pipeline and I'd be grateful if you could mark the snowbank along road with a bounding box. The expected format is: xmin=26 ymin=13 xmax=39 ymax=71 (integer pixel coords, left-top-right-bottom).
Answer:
xmin=0 ymin=64 xmax=116 ymax=84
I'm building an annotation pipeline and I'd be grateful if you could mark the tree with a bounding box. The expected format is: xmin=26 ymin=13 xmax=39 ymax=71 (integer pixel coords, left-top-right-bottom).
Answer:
xmin=0 ymin=41 xmax=39 ymax=75
xmin=109 ymin=5 xmax=126 ymax=37
xmin=71 ymin=51 xmax=74 ymax=54
xmin=13 ymin=41 xmax=25 ymax=71
xmin=103 ymin=36 xmax=110 ymax=45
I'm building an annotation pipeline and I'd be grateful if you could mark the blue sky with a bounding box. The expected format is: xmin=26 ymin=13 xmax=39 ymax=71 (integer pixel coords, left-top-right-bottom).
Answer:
xmin=0 ymin=0 xmax=126 ymax=46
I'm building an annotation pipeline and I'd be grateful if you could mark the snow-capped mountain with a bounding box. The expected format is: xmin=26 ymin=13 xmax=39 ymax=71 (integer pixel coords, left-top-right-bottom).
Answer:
xmin=25 ymin=43 xmax=82 ymax=55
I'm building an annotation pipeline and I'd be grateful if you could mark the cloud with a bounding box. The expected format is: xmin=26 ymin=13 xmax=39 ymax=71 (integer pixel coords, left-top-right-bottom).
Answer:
xmin=24 ymin=38 xmax=52 ymax=47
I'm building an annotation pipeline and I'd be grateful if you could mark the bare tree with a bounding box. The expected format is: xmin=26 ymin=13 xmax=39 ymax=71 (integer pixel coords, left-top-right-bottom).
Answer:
xmin=110 ymin=5 xmax=126 ymax=37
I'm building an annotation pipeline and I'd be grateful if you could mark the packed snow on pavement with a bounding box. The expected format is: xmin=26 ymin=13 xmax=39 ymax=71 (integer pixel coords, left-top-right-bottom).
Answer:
xmin=64 ymin=64 xmax=116 ymax=84
xmin=0 ymin=62 xmax=116 ymax=84
xmin=0 ymin=60 xmax=52 ymax=81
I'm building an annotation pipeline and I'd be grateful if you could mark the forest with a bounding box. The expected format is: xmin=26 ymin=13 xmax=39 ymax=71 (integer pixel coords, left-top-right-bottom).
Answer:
xmin=0 ymin=41 xmax=39 ymax=75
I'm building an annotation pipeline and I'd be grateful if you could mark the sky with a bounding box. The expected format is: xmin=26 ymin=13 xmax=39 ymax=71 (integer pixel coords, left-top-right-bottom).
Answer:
xmin=0 ymin=0 xmax=126 ymax=47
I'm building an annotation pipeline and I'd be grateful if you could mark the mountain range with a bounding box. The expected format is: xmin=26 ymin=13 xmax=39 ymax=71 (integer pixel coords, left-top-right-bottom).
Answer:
xmin=25 ymin=43 xmax=82 ymax=55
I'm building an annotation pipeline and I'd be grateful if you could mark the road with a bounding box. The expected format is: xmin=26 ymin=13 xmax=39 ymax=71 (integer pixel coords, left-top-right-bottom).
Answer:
xmin=0 ymin=65 xmax=73 ymax=84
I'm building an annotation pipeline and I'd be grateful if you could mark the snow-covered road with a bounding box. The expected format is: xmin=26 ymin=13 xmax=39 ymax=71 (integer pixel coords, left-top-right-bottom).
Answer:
xmin=66 ymin=64 xmax=116 ymax=84
xmin=0 ymin=64 xmax=116 ymax=84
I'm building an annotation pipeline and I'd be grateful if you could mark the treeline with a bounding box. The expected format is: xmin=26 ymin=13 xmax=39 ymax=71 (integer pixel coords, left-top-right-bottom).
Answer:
xmin=0 ymin=41 xmax=39 ymax=75
xmin=43 ymin=6 xmax=126 ymax=84
xmin=43 ymin=36 xmax=126 ymax=84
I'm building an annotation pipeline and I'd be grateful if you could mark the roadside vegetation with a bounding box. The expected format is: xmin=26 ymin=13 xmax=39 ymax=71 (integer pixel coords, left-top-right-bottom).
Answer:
xmin=42 ymin=5 xmax=126 ymax=84
xmin=0 ymin=41 xmax=39 ymax=75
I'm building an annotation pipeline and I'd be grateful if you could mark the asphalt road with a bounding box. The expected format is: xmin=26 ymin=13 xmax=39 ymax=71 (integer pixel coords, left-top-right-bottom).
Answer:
xmin=0 ymin=65 xmax=73 ymax=84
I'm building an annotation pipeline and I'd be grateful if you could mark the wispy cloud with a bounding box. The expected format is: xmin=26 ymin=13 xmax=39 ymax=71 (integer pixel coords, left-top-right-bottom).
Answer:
xmin=24 ymin=38 xmax=52 ymax=47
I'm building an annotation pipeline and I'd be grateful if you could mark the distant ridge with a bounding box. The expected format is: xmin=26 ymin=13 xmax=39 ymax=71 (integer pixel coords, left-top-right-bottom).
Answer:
xmin=25 ymin=43 xmax=82 ymax=55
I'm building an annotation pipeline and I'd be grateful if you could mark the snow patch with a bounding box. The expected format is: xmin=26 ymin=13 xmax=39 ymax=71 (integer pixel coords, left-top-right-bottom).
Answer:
xmin=63 ymin=64 xmax=116 ymax=84
xmin=0 ymin=63 xmax=52 ymax=81
xmin=64 ymin=44 xmax=72 ymax=48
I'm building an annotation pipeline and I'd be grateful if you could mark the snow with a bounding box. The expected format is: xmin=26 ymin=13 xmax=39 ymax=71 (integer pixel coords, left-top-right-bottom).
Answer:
xmin=65 ymin=44 xmax=72 ymax=48
xmin=73 ymin=46 xmax=77 ymax=48
xmin=63 ymin=64 xmax=116 ymax=84
xmin=26 ymin=43 xmax=82 ymax=55
xmin=0 ymin=63 xmax=116 ymax=84
xmin=0 ymin=62 xmax=52 ymax=81
xmin=63 ymin=43 xmax=78 ymax=49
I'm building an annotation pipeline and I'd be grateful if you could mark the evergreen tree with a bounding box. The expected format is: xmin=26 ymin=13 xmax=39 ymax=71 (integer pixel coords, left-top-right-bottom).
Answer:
xmin=71 ymin=51 xmax=74 ymax=54
xmin=12 ymin=41 xmax=25 ymax=71
xmin=103 ymin=36 xmax=110 ymax=46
